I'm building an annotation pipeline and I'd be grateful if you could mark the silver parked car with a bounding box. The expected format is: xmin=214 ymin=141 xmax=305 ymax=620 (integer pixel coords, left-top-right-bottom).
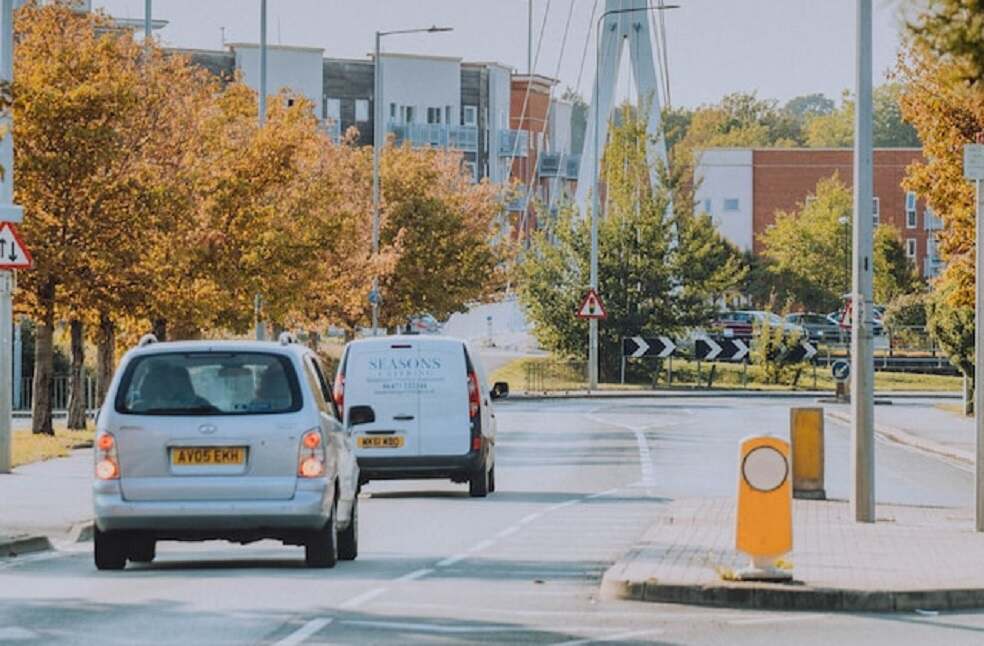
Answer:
xmin=92 ymin=335 xmax=366 ymax=570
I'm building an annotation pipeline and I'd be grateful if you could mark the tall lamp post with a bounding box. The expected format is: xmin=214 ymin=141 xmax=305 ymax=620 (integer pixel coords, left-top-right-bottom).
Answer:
xmin=371 ymin=25 xmax=452 ymax=337
xmin=589 ymin=3 xmax=677 ymax=389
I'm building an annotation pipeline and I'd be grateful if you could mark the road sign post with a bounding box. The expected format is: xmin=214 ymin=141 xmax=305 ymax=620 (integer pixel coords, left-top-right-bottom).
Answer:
xmin=620 ymin=336 xmax=677 ymax=384
xmin=965 ymin=142 xmax=984 ymax=532
xmin=577 ymin=289 xmax=607 ymax=390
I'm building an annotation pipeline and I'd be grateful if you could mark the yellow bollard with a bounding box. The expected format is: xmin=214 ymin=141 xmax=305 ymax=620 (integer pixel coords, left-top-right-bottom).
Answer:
xmin=734 ymin=435 xmax=792 ymax=581
xmin=790 ymin=407 xmax=826 ymax=500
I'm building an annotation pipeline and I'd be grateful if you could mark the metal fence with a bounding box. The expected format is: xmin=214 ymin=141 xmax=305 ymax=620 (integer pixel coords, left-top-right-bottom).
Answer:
xmin=16 ymin=375 xmax=99 ymax=411
xmin=525 ymin=360 xmax=587 ymax=393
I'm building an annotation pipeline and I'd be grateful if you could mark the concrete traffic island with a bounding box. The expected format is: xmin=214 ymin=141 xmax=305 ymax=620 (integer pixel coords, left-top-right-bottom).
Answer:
xmin=601 ymin=497 xmax=984 ymax=612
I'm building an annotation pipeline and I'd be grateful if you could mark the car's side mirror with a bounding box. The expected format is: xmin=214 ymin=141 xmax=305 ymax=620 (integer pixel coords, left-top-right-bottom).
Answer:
xmin=348 ymin=405 xmax=375 ymax=427
xmin=490 ymin=382 xmax=509 ymax=400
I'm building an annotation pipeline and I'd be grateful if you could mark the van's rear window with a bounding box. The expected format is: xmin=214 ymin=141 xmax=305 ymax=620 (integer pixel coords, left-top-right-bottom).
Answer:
xmin=115 ymin=352 xmax=302 ymax=416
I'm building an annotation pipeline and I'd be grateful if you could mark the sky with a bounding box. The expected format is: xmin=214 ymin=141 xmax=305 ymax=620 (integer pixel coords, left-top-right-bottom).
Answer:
xmin=94 ymin=0 xmax=910 ymax=109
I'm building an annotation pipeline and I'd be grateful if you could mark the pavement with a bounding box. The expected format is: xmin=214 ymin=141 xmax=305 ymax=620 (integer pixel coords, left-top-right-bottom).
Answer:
xmin=3 ymin=396 xmax=984 ymax=644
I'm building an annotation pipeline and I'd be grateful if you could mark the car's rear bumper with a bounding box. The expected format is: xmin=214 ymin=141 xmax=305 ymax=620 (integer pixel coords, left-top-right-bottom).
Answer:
xmin=93 ymin=481 xmax=332 ymax=534
xmin=358 ymin=445 xmax=488 ymax=483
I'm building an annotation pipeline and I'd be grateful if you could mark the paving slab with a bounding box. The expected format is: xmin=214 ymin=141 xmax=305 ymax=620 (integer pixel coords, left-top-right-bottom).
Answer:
xmin=0 ymin=449 xmax=93 ymax=541
xmin=602 ymin=497 xmax=984 ymax=611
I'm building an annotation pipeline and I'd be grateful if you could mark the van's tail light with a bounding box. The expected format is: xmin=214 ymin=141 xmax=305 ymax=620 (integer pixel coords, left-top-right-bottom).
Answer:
xmin=95 ymin=432 xmax=119 ymax=480
xmin=467 ymin=372 xmax=481 ymax=419
xmin=333 ymin=374 xmax=345 ymax=411
xmin=298 ymin=429 xmax=326 ymax=478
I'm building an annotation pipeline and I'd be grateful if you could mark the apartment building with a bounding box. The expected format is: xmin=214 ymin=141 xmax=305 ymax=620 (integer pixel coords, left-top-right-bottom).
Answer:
xmin=694 ymin=148 xmax=945 ymax=278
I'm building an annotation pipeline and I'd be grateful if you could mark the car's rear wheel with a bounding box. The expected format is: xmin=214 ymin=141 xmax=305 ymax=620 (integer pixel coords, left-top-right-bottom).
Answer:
xmin=338 ymin=496 xmax=358 ymax=561
xmin=94 ymin=528 xmax=127 ymax=571
xmin=469 ymin=465 xmax=489 ymax=498
xmin=129 ymin=537 xmax=156 ymax=563
xmin=305 ymin=502 xmax=338 ymax=568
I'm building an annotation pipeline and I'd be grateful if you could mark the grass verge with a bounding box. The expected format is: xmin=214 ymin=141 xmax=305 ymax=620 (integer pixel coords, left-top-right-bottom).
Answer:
xmin=12 ymin=425 xmax=94 ymax=468
xmin=491 ymin=356 xmax=962 ymax=393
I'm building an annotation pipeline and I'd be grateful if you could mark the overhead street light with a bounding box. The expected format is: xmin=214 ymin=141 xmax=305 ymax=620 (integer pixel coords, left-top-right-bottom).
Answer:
xmin=371 ymin=25 xmax=453 ymax=337
xmin=588 ymin=2 xmax=678 ymax=390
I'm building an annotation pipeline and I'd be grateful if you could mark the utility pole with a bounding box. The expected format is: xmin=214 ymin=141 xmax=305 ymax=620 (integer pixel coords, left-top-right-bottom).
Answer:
xmin=258 ymin=0 xmax=267 ymax=127
xmin=144 ymin=0 xmax=151 ymax=51
xmin=0 ymin=0 xmax=22 ymax=474
xmin=851 ymin=0 xmax=875 ymax=523
xmin=371 ymin=30 xmax=382 ymax=337
xmin=965 ymin=135 xmax=984 ymax=531
xmin=528 ymin=0 xmax=533 ymax=76
xmin=12 ymin=316 xmax=20 ymax=410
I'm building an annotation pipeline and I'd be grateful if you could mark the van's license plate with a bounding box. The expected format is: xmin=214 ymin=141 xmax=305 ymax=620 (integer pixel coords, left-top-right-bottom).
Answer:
xmin=357 ymin=436 xmax=404 ymax=449
xmin=171 ymin=447 xmax=246 ymax=465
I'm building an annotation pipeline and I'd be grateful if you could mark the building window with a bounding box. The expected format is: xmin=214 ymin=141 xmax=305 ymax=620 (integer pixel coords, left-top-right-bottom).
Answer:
xmin=355 ymin=99 xmax=369 ymax=122
xmin=906 ymin=238 xmax=917 ymax=259
xmin=723 ymin=198 xmax=739 ymax=211
xmin=427 ymin=107 xmax=442 ymax=124
xmin=445 ymin=105 xmax=452 ymax=125
xmin=905 ymin=191 xmax=918 ymax=229
xmin=325 ymin=97 xmax=341 ymax=121
xmin=463 ymin=105 xmax=478 ymax=127
xmin=389 ymin=102 xmax=397 ymax=121
xmin=405 ymin=106 xmax=415 ymax=124
xmin=872 ymin=196 xmax=880 ymax=226
xmin=703 ymin=198 xmax=712 ymax=214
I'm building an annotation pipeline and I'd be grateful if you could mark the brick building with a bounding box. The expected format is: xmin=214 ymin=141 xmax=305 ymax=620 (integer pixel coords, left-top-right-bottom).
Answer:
xmin=694 ymin=148 xmax=944 ymax=278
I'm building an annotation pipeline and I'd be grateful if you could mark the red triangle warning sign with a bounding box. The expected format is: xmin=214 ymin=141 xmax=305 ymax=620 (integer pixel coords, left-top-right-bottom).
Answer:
xmin=576 ymin=289 xmax=607 ymax=320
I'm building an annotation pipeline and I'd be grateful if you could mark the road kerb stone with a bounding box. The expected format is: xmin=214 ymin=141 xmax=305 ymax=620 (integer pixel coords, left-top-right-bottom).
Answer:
xmin=0 ymin=534 xmax=52 ymax=557
xmin=826 ymin=410 xmax=972 ymax=465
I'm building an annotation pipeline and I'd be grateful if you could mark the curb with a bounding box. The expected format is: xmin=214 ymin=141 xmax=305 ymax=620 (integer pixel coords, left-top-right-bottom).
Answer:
xmin=826 ymin=410 xmax=972 ymax=465
xmin=0 ymin=534 xmax=52 ymax=558
xmin=509 ymin=390 xmax=960 ymax=401
xmin=68 ymin=521 xmax=94 ymax=543
xmin=600 ymin=572 xmax=984 ymax=612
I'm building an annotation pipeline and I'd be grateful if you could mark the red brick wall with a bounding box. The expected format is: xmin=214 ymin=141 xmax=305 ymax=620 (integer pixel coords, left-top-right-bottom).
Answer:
xmin=752 ymin=148 xmax=926 ymax=274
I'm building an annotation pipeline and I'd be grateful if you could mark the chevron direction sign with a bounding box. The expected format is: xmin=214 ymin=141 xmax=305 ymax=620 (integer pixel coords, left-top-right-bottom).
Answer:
xmin=622 ymin=336 xmax=676 ymax=359
xmin=694 ymin=335 xmax=750 ymax=362
xmin=784 ymin=339 xmax=818 ymax=363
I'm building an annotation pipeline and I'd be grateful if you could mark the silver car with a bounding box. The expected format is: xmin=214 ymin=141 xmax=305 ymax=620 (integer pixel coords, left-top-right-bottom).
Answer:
xmin=92 ymin=335 xmax=366 ymax=570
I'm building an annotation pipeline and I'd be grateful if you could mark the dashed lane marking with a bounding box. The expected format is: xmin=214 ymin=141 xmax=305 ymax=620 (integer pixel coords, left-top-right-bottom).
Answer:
xmin=395 ymin=568 xmax=433 ymax=582
xmin=338 ymin=587 xmax=388 ymax=610
xmin=272 ymin=617 xmax=333 ymax=646
xmin=556 ymin=628 xmax=667 ymax=644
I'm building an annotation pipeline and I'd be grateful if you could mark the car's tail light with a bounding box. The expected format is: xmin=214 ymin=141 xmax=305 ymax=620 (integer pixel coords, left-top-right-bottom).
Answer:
xmin=333 ymin=374 xmax=344 ymax=411
xmin=298 ymin=429 xmax=326 ymax=478
xmin=467 ymin=372 xmax=480 ymax=419
xmin=95 ymin=432 xmax=119 ymax=480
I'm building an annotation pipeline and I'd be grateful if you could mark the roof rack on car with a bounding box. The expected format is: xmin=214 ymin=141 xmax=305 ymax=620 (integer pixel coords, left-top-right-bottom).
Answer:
xmin=138 ymin=333 xmax=158 ymax=347
xmin=278 ymin=332 xmax=298 ymax=346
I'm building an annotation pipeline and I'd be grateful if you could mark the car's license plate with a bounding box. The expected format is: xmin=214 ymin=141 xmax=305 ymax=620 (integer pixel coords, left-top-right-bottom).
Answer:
xmin=357 ymin=436 xmax=404 ymax=449
xmin=171 ymin=447 xmax=246 ymax=465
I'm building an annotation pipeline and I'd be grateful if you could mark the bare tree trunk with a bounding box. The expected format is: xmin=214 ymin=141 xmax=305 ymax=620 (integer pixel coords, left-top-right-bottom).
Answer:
xmin=96 ymin=313 xmax=116 ymax=408
xmin=66 ymin=319 xmax=87 ymax=430
xmin=31 ymin=282 xmax=56 ymax=436
xmin=964 ymin=374 xmax=974 ymax=416
xmin=151 ymin=317 xmax=167 ymax=342
xmin=306 ymin=329 xmax=320 ymax=352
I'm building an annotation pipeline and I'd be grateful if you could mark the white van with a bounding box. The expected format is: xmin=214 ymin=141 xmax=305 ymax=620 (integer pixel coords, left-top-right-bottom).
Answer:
xmin=334 ymin=336 xmax=508 ymax=497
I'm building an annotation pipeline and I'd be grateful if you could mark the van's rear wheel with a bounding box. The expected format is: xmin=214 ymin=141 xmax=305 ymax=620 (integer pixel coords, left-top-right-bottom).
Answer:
xmin=469 ymin=465 xmax=489 ymax=498
xmin=305 ymin=503 xmax=338 ymax=568
xmin=338 ymin=497 xmax=358 ymax=561
xmin=94 ymin=528 xmax=127 ymax=571
xmin=488 ymin=464 xmax=496 ymax=493
xmin=128 ymin=537 xmax=156 ymax=563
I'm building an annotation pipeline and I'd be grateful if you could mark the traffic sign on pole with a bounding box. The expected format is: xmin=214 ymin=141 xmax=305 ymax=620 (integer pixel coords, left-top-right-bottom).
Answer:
xmin=831 ymin=360 xmax=850 ymax=383
xmin=695 ymin=335 xmax=748 ymax=362
xmin=576 ymin=288 xmax=607 ymax=320
xmin=622 ymin=336 xmax=676 ymax=359
xmin=0 ymin=221 xmax=32 ymax=270
xmin=968 ymin=141 xmax=984 ymax=532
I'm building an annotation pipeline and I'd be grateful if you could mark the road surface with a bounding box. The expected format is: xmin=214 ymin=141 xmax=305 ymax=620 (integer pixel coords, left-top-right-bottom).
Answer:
xmin=1 ymin=396 xmax=980 ymax=645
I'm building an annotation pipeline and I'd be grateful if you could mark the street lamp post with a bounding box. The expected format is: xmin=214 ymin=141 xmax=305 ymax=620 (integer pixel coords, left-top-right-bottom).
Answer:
xmin=259 ymin=0 xmax=267 ymax=128
xmin=371 ymin=25 xmax=452 ymax=337
xmin=590 ymin=3 xmax=677 ymax=390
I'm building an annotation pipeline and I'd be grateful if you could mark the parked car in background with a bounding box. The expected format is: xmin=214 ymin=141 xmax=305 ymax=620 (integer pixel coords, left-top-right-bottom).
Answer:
xmin=826 ymin=309 xmax=884 ymax=336
xmin=785 ymin=312 xmax=844 ymax=343
xmin=714 ymin=310 xmax=806 ymax=339
xmin=93 ymin=334 xmax=364 ymax=570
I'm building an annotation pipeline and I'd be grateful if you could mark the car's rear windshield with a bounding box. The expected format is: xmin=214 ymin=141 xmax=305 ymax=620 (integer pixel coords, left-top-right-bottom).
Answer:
xmin=115 ymin=352 xmax=302 ymax=416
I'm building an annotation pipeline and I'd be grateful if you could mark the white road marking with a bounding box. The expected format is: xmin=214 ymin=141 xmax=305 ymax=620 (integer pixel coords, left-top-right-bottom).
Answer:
xmin=546 ymin=499 xmax=582 ymax=512
xmin=495 ymin=526 xmax=520 ymax=539
xmin=372 ymin=600 xmax=736 ymax=621
xmin=556 ymin=628 xmax=666 ymax=645
xmin=587 ymin=487 xmax=620 ymax=499
xmin=519 ymin=512 xmax=543 ymax=524
xmin=339 ymin=587 xmax=388 ymax=610
xmin=585 ymin=414 xmax=657 ymax=491
xmin=340 ymin=619 xmax=522 ymax=634
xmin=272 ymin=617 xmax=333 ymax=646
xmin=468 ymin=538 xmax=496 ymax=553
xmin=395 ymin=568 xmax=433 ymax=582
xmin=436 ymin=553 xmax=469 ymax=567
xmin=728 ymin=613 xmax=826 ymax=626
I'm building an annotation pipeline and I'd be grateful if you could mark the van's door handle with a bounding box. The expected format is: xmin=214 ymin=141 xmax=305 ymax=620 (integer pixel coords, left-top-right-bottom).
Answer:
xmin=394 ymin=415 xmax=415 ymax=421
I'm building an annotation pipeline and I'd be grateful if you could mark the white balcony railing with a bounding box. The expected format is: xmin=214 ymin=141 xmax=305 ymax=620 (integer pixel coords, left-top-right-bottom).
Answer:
xmin=497 ymin=129 xmax=529 ymax=157
xmin=386 ymin=122 xmax=478 ymax=152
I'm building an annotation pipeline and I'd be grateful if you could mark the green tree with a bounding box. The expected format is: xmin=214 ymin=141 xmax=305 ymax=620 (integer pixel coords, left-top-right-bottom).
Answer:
xmin=561 ymin=87 xmax=588 ymax=155
xmin=804 ymin=85 xmax=921 ymax=148
xmin=759 ymin=175 xmax=921 ymax=312
xmin=784 ymin=93 xmax=835 ymax=121
xmin=926 ymin=283 xmax=974 ymax=413
xmin=518 ymin=105 xmax=744 ymax=379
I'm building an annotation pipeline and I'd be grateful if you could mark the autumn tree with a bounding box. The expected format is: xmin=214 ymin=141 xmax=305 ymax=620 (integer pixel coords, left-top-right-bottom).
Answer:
xmin=803 ymin=84 xmax=921 ymax=148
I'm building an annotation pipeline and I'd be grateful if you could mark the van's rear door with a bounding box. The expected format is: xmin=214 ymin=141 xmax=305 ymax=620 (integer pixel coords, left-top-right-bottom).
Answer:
xmin=416 ymin=339 xmax=470 ymax=456
xmin=347 ymin=340 xmax=420 ymax=457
